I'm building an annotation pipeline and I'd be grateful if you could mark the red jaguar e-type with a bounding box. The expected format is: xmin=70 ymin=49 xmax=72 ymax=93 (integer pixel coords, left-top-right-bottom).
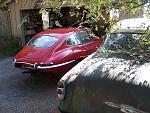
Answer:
xmin=14 ymin=28 xmax=103 ymax=74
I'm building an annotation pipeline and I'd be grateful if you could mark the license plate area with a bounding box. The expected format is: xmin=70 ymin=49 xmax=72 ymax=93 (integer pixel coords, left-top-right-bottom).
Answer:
xmin=21 ymin=63 xmax=34 ymax=69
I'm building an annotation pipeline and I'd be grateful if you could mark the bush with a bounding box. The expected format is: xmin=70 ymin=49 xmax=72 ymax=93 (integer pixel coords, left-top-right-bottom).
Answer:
xmin=0 ymin=36 xmax=22 ymax=58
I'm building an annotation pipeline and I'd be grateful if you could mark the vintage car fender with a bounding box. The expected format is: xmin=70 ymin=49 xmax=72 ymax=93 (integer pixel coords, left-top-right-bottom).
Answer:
xmin=48 ymin=50 xmax=74 ymax=63
xmin=58 ymin=52 xmax=150 ymax=113
xmin=44 ymin=47 xmax=85 ymax=68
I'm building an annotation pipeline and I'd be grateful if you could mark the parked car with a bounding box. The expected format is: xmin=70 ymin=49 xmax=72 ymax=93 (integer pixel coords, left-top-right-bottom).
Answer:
xmin=57 ymin=18 xmax=150 ymax=113
xmin=14 ymin=28 xmax=103 ymax=74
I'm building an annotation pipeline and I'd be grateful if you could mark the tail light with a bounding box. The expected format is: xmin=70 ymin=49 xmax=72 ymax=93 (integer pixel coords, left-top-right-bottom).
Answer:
xmin=57 ymin=81 xmax=64 ymax=88
xmin=56 ymin=80 xmax=65 ymax=100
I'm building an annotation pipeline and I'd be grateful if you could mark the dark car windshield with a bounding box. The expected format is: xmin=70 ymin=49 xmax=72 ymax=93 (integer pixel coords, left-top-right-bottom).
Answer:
xmin=96 ymin=32 xmax=150 ymax=62
xmin=103 ymin=33 xmax=140 ymax=50
xmin=28 ymin=35 xmax=58 ymax=48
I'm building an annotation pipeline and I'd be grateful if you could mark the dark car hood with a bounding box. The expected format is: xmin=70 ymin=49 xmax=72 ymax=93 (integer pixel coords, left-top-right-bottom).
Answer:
xmin=85 ymin=58 xmax=149 ymax=85
xmin=62 ymin=46 xmax=150 ymax=86
xmin=64 ymin=54 xmax=150 ymax=87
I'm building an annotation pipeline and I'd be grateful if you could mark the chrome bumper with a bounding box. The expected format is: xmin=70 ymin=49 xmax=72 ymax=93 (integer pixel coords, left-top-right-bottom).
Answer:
xmin=14 ymin=60 xmax=75 ymax=70
xmin=36 ymin=60 xmax=75 ymax=69
xmin=14 ymin=62 xmax=36 ymax=69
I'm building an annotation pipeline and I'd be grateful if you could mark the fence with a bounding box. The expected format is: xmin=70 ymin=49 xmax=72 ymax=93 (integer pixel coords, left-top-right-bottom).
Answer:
xmin=0 ymin=11 xmax=11 ymax=38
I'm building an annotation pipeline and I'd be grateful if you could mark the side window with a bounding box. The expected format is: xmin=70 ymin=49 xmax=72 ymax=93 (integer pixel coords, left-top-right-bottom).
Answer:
xmin=67 ymin=33 xmax=81 ymax=45
xmin=78 ymin=30 xmax=93 ymax=44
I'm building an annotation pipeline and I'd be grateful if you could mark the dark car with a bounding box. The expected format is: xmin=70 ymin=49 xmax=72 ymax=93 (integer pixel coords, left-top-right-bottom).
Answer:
xmin=56 ymin=18 xmax=150 ymax=113
xmin=14 ymin=28 xmax=103 ymax=74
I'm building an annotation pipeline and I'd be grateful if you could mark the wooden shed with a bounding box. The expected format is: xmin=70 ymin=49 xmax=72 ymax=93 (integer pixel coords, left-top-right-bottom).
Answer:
xmin=1 ymin=0 xmax=43 ymax=45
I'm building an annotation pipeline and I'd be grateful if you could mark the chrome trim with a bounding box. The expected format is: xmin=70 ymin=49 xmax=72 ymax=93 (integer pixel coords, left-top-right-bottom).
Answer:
xmin=15 ymin=62 xmax=34 ymax=66
xmin=15 ymin=62 xmax=35 ymax=69
xmin=36 ymin=60 xmax=75 ymax=69
xmin=13 ymin=59 xmax=16 ymax=63
xmin=57 ymin=80 xmax=65 ymax=100
xmin=34 ymin=63 xmax=37 ymax=69
xmin=15 ymin=60 xmax=75 ymax=70
xmin=105 ymin=102 xmax=148 ymax=113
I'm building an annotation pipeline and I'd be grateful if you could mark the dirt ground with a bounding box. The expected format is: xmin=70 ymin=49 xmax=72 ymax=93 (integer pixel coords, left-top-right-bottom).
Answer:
xmin=0 ymin=57 xmax=61 ymax=113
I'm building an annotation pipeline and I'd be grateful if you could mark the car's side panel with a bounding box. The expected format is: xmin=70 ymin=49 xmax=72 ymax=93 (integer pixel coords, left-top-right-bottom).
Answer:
xmin=71 ymin=76 xmax=150 ymax=113
xmin=37 ymin=44 xmax=87 ymax=74
xmin=83 ymin=38 xmax=103 ymax=55
xmin=48 ymin=45 xmax=86 ymax=64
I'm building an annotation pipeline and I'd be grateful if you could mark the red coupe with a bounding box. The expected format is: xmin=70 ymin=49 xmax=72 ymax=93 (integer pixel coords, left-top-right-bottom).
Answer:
xmin=14 ymin=28 xmax=103 ymax=74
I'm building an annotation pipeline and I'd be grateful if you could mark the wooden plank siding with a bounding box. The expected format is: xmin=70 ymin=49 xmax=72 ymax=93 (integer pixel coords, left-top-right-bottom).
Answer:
xmin=7 ymin=0 xmax=34 ymax=45
xmin=14 ymin=0 xmax=22 ymax=41
xmin=8 ymin=1 xmax=17 ymax=36
xmin=8 ymin=0 xmax=30 ymax=37
xmin=0 ymin=11 xmax=11 ymax=37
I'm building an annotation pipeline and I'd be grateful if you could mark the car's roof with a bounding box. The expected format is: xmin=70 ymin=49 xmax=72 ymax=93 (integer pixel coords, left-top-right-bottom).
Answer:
xmin=111 ymin=18 xmax=150 ymax=33
xmin=34 ymin=27 xmax=86 ymax=37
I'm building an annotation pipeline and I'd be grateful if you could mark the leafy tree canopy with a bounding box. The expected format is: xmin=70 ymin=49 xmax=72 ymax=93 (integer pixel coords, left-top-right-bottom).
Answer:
xmin=43 ymin=0 xmax=149 ymax=20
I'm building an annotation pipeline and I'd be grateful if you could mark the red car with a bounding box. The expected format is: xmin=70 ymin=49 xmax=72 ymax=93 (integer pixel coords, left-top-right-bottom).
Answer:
xmin=14 ymin=28 xmax=103 ymax=74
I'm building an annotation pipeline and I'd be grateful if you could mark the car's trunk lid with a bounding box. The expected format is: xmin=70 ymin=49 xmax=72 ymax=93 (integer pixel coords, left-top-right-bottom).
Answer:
xmin=16 ymin=46 xmax=54 ymax=61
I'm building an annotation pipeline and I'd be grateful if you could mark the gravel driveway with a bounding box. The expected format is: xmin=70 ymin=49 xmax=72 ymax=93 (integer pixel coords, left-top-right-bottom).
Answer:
xmin=0 ymin=57 xmax=61 ymax=113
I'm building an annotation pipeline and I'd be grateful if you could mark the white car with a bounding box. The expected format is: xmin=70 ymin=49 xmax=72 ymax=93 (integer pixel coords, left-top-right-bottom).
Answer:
xmin=57 ymin=18 xmax=150 ymax=113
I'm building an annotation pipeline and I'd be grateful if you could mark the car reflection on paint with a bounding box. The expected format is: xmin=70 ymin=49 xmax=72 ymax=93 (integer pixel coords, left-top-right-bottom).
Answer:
xmin=57 ymin=18 xmax=150 ymax=113
xmin=14 ymin=28 xmax=103 ymax=74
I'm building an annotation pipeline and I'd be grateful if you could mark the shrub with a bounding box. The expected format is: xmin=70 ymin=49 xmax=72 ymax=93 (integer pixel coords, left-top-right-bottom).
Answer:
xmin=0 ymin=36 xmax=22 ymax=58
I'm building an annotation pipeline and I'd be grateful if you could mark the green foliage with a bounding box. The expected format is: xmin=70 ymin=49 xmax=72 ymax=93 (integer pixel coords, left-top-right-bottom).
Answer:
xmin=43 ymin=0 xmax=147 ymax=19
xmin=0 ymin=36 xmax=22 ymax=58
xmin=0 ymin=5 xmax=8 ymax=11
xmin=42 ymin=0 xmax=148 ymax=35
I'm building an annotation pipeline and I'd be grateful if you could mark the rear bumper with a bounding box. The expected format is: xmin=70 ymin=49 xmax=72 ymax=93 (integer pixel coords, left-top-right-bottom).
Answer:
xmin=15 ymin=62 xmax=35 ymax=69
xmin=14 ymin=60 xmax=76 ymax=73
xmin=36 ymin=60 xmax=75 ymax=69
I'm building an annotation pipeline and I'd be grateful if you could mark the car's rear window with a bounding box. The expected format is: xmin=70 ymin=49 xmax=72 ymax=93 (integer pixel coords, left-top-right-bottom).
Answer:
xmin=28 ymin=35 xmax=58 ymax=48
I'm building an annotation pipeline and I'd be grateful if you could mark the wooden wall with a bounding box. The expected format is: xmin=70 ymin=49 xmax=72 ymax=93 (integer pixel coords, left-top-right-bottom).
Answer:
xmin=7 ymin=0 xmax=37 ymax=45
xmin=0 ymin=11 xmax=11 ymax=37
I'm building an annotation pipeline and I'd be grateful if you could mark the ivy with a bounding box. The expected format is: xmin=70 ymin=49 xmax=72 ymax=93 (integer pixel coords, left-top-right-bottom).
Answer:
xmin=0 ymin=5 xmax=8 ymax=11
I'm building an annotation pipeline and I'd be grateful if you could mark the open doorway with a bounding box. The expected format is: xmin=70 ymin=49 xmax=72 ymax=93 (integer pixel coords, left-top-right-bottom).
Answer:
xmin=21 ymin=9 xmax=43 ymax=44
